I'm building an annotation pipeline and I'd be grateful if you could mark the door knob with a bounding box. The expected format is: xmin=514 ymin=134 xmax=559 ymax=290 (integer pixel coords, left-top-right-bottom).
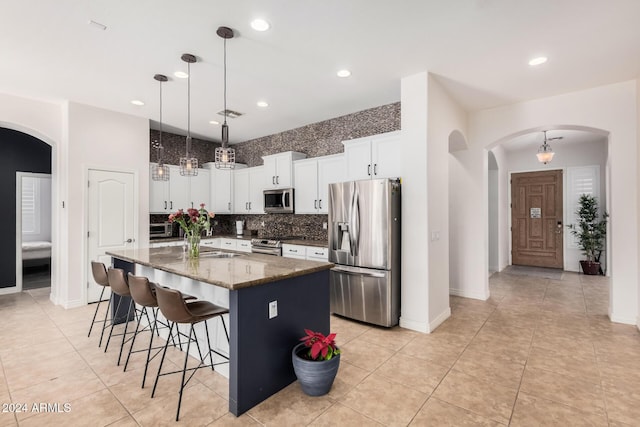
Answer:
xmin=125 ymin=238 xmax=134 ymax=243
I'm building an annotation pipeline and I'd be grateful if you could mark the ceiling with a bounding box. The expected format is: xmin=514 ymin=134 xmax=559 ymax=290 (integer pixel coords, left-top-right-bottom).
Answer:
xmin=501 ymin=129 xmax=608 ymax=153
xmin=2 ymin=1 xmax=640 ymax=144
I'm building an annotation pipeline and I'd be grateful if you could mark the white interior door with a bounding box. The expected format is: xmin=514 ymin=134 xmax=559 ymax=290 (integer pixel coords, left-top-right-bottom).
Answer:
xmin=87 ymin=169 xmax=135 ymax=303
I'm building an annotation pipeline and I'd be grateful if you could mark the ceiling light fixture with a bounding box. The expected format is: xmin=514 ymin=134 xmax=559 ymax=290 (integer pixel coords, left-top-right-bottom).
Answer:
xmin=250 ymin=19 xmax=270 ymax=32
xmin=174 ymin=71 xmax=188 ymax=79
xmin=215 ymin=26 xmax=236 ymax=170
xmin=151 ymin=74 xmax=170 ymax=181
xmin=257 ymin=101 xmax=269 ymax=108
xmin=337 ymin=69 xmax=351 ymax=78
xmin=536 ymin=130 xmax=562 ymax=164
xmin=528 ymin=56 xmax=548 ymax=66
xmin=179 ymin=53 xmax=198 ymax=176
xmin=209 ymin=120 xmax=220 ymax=125
xmin=131 ymin=100 xmax=144 ymax=106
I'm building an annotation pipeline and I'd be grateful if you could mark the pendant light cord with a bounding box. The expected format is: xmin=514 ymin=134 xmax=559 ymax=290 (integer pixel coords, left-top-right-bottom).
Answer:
xmin=222 ymin=36 xmax=228 ymax=148
xmin=186 ymin=61 xmax=191 ymax=156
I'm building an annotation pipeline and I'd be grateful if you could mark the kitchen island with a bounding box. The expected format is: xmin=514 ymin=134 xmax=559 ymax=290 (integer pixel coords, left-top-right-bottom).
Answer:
xmin=107 ymin=246 xmax=333 ymax=416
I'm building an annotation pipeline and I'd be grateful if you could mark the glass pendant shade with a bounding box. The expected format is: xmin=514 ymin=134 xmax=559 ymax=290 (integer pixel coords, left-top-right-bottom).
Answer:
xmin=536 ymin=143 xmax=555 ymax=164
xmin=180 ymin=156 xmax=199 ymax=175
xmin=214 ymin=27 xmax=236 ymax=170
xmin=152 ymin=161 xmax=170 ymax=181
xmin=179 ymin=54 xmax=198 ymax=176
xmin=151 ymin=74 xmax=170 ymax=181
xmin=215 ymin=146 xmax=235 ymax=169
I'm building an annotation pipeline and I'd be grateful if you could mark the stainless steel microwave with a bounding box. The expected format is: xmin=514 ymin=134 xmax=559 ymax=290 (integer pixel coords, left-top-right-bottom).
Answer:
xmin=264 ymin=188 xmax=294 ymax=213
xmin=150 ymin=222 xmax=172 ymax=238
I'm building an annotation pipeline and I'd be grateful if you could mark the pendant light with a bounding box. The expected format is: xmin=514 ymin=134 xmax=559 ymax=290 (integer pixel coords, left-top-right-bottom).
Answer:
xmin=215 ymin=26 xmax=236 ymax=169
xmin=536 ymin=130 xmax=562 ymax=164
xmin=151 ymin=74 xmax=170 ymax=181
xmin=179 ymin=53 xmax=198 ymax=176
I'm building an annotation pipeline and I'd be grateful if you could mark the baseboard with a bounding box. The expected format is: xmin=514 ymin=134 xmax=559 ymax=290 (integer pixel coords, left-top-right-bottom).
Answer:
xmin=429 ymin=307 xmax=451 ymax=332
xmin=637 ymin=316 xmax=640 ymax=332
xmin=609 ymin=311 xmax=636 ymax=325
xmin=63 ymin=298 xmax=84 ymax=309
xmin=399 ymin=316 xmax=429 ymax=333
xmin=449 ymin=287 xmax=489 ymax=301
xmin=0 ymin=286 xmax=18 ymax=295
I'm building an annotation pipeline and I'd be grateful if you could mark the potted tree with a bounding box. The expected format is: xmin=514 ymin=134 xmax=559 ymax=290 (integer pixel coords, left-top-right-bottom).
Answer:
xmin=568 ymin=194 xmax=608 ymax=275
xmin=292 ymin=329 xmax=341 ymax=396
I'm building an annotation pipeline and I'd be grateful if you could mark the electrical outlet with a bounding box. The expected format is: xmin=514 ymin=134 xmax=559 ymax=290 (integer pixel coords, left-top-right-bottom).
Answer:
xmin=268 ymin=300 xmax=278 ymax=319
xmin=322 ymin=222 xmax=327 ymax=230
xmin=261 ymin=221 xmax=265 ymax=227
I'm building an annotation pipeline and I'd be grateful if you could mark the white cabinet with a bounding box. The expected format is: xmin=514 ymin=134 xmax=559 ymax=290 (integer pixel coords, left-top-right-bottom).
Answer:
xmin=200 ymin=238 xmax=221 ymax=249
xmin=219 ymin=238 xmax=251 ymax=252
xmin=206 ymin=163 xmax=247 ymax=214
xmin=188 ymin=169 xmax=210 ymax=210
xmin=263 ymin=152 xmax=306 ymax=188
xmin=237 ymin=240 xmax=252 ymax=253
xmin=149 ymin=164 xmax=209 ymax=213
xmin=234 ymin=166 xmax=265 ymax=214
xmin=282 ymin=244 xmax=328 ymax=261
xmin=343 ymin=131 xmax=402 ymax=181
xmin=294 ymin=154 xmax=345 ymax=214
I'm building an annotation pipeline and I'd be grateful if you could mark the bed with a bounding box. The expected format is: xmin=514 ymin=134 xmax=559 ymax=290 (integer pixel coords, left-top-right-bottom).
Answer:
xmin=22 ymin=240 xmax=51 ymax=269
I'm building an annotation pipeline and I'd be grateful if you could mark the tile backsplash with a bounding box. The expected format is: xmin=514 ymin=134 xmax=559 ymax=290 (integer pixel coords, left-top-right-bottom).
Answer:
xmin=150 ymin=102 xmax=400 ymax=241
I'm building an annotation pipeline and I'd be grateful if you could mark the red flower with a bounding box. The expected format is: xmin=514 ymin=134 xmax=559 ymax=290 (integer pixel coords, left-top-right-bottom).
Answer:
xmin=299 ymin=329 xmax=340 ymax=361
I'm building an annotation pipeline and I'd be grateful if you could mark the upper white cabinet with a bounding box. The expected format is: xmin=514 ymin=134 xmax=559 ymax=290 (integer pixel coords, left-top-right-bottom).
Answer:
xmin=149 ymin=164 xmax=211 ymax=213
xmin=294 ymin=154 xmax=345 ymax=214
xmin=205 ymin=163 xmax=247 ymax=214
xmin=233 ymin=166 xmax=265 ymax=214
xmin=343 ymin=131 xmax=402 ymax=181
xmin=263 ymin=151 xmax=306 ymax=188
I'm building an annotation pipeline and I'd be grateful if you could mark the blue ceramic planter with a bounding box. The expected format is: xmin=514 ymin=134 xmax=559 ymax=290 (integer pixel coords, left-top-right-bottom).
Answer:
xmin=292 ymin=342 xmax=340 ymax=396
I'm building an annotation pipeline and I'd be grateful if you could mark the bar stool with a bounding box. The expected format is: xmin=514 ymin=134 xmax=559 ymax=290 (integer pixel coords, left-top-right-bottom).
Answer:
xmin=152 ymin=286 xmax=230 ymax=421
xmin=124 ymin=273 xmax=195 ymax=388
xmin=88 ymin=261 xmax=112 ymax=347
xmin=104 ymin=267 xmax=139 ymax=366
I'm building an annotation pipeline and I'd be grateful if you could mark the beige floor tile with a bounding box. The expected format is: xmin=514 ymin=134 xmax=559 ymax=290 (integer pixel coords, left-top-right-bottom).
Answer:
xmin=0 ymin=411 xmax=17 ymax=427
xmin=358 ymin=325 xmax=420 ymax=351
xmin=466 ymin=333 xmax=531 ymax=366
xmin=194 ymin=367 xmax=229 ymax=400
xmin=340 ymin=374 xmax=428 ymax=426
xmin=19 ymin=389 xmax=128 ymax=427
xmin=308 ymin=403 xmax=383 ymax=426
xmin=106 ymin=415 xmax=141 ymax=427
xmin=601 ymin=377 xmax=640 ymax=426
xmin=132 ymin=382 xmax=228 ymax=426
xmin=376 ymin=352 xmax=449 ymax=394
xmin=510 ymin=392 xmax=607 ymax=426
xmin=330 ymin=315 xmax=371 ymax=346
xmin=519 ymin=367 xmax=605 ymax=415
xmin=325 ymin=360 xmax=370 ymax=400
xmin=432 ymin=369 xmax=517 ymax=424
xmin=207 ymin=412 xmax=262 ymax=426
xmin=531 ymin=327 xmax=596 ymax=358
xmin=248 ymin=382 xmax=334 ymax=426
xmin=409 ymin=397 xmax=504 ymax=426
xmin=339 ymin=337 xmax=395 ymax=372
xmin=400 ymin=332 xmax=468 ymax=368
xmin=3 ymin=350 xmax=89 ymax=393
xmin=453 ymin=347 xmax=525 ymax=389
xmin=526 ymin=345 xmax=600 ymax=383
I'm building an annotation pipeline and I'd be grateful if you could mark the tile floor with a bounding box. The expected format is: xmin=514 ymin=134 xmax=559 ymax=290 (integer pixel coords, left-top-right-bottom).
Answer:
xmin=1 ymin=270 xmax=639 ymax=426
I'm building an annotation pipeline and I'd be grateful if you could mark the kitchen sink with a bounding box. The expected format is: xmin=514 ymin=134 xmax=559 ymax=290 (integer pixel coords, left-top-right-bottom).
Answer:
xmin=199 ymin=251 xmax=242 ymax=258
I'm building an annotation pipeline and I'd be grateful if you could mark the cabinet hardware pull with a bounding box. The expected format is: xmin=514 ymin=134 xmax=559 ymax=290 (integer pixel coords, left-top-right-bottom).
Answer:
xmin=319 ymin=199 xmax=322 ymax=209
xmin=276 ymin=176 xmax=279 ymax=185
xmin=228 ymin=202 xmax=231 ymax=211
xmin=291 ymin=249 xmax=297 ymax=252
xmin=164 ymin=201 xmax=167 ymax=210
xmin=272 ymin=176 xmax=275 ymax=185
xmin=314 ymin=200 xmax=317 ymax=209
xmin=374 ymin=164 xmax=377 ymax=175
xmin=249 ymin=202 xmax=251 ymax=210
xmin=170 ymin=201 xmax=173 ymax=209
xmin=367 ymin=164 xmax=371 ymax=176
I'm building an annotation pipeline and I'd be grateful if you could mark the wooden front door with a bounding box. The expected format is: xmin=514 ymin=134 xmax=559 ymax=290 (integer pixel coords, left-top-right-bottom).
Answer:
xmin=511 ymin=170 xmax=563 ymax=268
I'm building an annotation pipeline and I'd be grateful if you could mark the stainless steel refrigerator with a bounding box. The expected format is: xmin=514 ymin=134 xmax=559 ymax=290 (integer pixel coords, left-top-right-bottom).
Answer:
xmin=328 ymin=178 xmax=401 ymax=327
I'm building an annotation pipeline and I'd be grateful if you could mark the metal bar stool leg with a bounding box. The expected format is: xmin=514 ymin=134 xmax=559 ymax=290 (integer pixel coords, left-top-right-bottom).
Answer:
xmin=98 ymin=296 xmax=112 ymax=348
xmin=176 ymin=324 xmax=195 ymax=422
xmin=117 ymin=299 xmax=135 ymax=366
xmin=123 ymin=305 xmax=146 ymax=372
xmin=104 ymin=296 xmax=123 ymax=353
xmin=87 ymin=286 xmax=106 ymax=337
xmin=152 ymin=322 xmax=174 ymax=398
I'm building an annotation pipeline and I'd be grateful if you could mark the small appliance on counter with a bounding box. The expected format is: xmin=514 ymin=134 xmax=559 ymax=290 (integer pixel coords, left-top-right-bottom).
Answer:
xmin=236 ymin=220 xmax=244 ymax=237
xmin=150 ymin=221 xmax=172 ymax=239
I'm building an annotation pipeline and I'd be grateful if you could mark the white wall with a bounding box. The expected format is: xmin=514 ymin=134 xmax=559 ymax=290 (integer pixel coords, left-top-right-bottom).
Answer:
xmin=488 ymin=153 xmax=499 ymax=273
xmin=460 ymin=81 xmax=638 ymax=324
xmin=504 ymin=138 xmax=608 ymax=273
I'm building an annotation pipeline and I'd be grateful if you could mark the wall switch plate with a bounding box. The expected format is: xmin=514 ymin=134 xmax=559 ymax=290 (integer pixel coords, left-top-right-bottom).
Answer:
xmin=268 ymin=300 xmax=278 ymax=319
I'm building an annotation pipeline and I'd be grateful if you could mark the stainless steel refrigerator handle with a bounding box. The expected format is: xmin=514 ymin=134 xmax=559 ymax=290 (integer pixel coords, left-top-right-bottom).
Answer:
xmin=332 ymin=266 xmax=385 ymax=278
xmin=349 ymin=185 xmax=359 ymax=256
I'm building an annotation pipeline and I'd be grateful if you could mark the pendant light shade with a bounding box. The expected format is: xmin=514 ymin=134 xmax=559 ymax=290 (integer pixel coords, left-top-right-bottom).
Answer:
xmin=215 ymin=26 xmax=236 ymax=170
xmin=152 ymin=74 xmax=170 ymax=181
xmin=536 ymin=130 xmax=562 ymax=165
xmin=179 ymin=54 xmax=198 ymax=176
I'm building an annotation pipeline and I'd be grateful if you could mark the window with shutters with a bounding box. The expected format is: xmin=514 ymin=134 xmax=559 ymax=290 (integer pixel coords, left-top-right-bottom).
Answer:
xmin=22 ymin=176 xmax=40 ymax=234
xmin=566 ymin=166 xmax=600 ymax=249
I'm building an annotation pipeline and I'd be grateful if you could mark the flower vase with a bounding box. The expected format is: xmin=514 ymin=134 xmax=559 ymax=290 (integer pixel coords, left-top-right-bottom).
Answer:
xmin=187 ymin=235 xmax=201 ymax=258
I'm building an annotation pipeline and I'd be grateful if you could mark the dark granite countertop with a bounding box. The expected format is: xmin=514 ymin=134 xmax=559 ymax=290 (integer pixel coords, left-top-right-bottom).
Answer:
xmin=107 ymin=246 xmax=333 ymax=291
xmin=149 ymin=235 xmax=328 ymax=248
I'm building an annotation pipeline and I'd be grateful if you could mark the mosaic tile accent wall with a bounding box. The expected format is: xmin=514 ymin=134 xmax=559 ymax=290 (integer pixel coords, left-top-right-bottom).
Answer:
xmin=149 ymin=102 xmax=400 ymax=242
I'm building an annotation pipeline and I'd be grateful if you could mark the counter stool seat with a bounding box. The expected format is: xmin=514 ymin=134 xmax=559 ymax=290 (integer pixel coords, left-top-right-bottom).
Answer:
xmin=152 ymin=286 xmax=230 ymax=421
xmin=104 ymin=267 xmax=140 ymax=366
xmin=88 ymin=261 xmax=112 ymax=347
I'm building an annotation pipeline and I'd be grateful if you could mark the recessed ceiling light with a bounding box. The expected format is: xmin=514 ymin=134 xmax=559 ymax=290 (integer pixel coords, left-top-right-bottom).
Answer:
xmin=257 ymin=101 xmax=269 ymax=108
xmin=528 ymin=56 xmax=548 ymax=66
xmin=174 ymin=71 xmax=189 ymax=79
xmin=337 ymin=69 xmax=351 ymax=78
xmin=130 ymin=100 xmax=144 ymax=106
xmin=209 ymin=120 xmax=220 ymax=125
xmin=250 ymin=19 xmax=270 ymax=32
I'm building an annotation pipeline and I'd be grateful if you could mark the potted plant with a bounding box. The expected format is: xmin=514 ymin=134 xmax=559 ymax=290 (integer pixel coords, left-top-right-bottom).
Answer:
xmin=292 ymin=329 xmax=341 ymax=396
xmin=567 ymin=194 xmax=608 ymax=275
xmin=168 ymin=203 xmax=214 ymax=258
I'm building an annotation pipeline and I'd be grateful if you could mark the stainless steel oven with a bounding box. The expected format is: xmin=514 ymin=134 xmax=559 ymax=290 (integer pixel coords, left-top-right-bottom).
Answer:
xmin=150 ymin=222 xmax=172 ymax=238
xmin=263 ymin=188 xmax=294 ymax=213
xmin=251 ymin=238 xmax=283 ymax=256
